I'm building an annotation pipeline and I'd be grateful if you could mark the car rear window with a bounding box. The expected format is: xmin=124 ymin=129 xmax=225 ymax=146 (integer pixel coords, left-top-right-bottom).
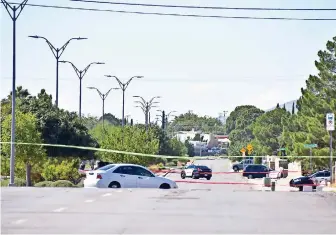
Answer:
xmin=98 ymin=164 xmax=115 ymax=171
xmin=197 ymin=165 xmax=210 ymax=170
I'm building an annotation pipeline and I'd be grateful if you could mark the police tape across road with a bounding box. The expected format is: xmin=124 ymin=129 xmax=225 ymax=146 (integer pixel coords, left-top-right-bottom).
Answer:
xmin=0 ymin=142 xmax=332 ymax=159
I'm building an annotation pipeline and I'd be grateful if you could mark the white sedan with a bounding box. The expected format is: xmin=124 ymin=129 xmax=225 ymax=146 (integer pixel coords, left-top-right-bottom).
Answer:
xmin=84 ymin=163 xmax=178 ymax=189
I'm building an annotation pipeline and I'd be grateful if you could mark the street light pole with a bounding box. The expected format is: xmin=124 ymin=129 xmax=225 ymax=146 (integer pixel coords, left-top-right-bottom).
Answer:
xmin=1 ymin=0 xmax=28 ymax=186
xmin=87 ymin=87 xmax=119 ymax=134
xmin=105 ymin=75 xmax=143 ymax=128
xmin=133 ymin=96 xmax=161 ymax=132
xmin=28 ymin=35 xmax=87 ymax=107
xmin=60 ymin=61 xmax=104 ymax=118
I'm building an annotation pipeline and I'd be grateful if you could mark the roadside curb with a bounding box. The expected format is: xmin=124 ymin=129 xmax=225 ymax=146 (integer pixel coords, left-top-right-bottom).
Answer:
xmin=323 ymin=187 xmax=336 ymax=192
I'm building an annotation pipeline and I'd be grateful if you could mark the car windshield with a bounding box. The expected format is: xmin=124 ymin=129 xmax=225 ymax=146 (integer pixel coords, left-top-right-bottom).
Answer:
xmin=98 ymin=164 xmax=115 ymax=171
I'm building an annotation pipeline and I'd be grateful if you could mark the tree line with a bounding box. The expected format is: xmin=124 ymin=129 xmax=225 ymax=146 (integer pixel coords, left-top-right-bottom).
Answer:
xmin=0 ymin=90 xmax=194 ymax=186
xmin=226 ymin=36 xmax=336 ymax=171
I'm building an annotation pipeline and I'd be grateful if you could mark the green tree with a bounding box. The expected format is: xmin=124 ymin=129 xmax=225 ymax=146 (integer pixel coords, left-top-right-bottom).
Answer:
xmin=170 ymin=111 xmax=224 ymax=133
xmin=282 ymin=36 xmax=336 ymax=169
xmin=1 ymin=111 xmax=46 ymax=186
xmin=251 ymin=108 xmax=290 ymax=155
xmin=99 ymin=113 xmax=121 ymax=126
xmin=184 ymin=139 xmax=195 ymax=157
xmin=2 ymin=88 xmax=98 ymax=158
xmin=225 ymin=105 xmax=264 ymax=145
xmin=291 ymin=102 xmax=295 ymax=115
xmin=91 ymin=124 xmax=159 ymax=166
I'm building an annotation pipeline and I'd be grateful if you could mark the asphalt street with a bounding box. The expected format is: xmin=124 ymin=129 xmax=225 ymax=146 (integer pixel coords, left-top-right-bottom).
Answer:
xmin=2 ymin=159 xmax=336 ymax=234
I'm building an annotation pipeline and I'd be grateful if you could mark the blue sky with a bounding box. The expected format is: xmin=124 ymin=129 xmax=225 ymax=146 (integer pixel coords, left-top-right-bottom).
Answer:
xmin=1 ymin=0 xmax=336 ymax=123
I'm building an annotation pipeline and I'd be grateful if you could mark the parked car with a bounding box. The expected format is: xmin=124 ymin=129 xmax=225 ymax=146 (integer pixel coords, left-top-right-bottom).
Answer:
xmin=289 ymin=170 xmax=330 ymax=191
xmin=232 ymin=159 xmax=254 ymax=172
xmin=84 ymin=164 xmax=178 ymax=189
xmin=242 ymin=164 xmax=273 ymax=179
xmin=181 ymin=165 xmax=212 ymax=180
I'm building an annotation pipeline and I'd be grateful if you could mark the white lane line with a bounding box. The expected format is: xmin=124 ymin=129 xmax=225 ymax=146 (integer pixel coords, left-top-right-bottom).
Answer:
xmin=53 ymin=207 xmax=67 ymax=212
xmin=85 ymin=199 xmax=95 ymax=203
xmin=13 ymin=219 xmax=27 ymax=224
xmin=102 ymin=193 xmax=112 ymax=197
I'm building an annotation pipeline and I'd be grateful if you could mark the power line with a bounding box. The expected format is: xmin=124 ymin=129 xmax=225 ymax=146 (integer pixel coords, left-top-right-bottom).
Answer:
xmin=0 ymin=76 xmax=307 ymax=82
xmin=71 ymin=0 xmax=336 ymax=11
xmin=6 ymin=2 xmax=336 ymax=21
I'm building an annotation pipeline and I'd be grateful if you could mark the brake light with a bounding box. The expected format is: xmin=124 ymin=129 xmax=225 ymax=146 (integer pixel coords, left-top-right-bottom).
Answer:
xmin=97 ymin=174 xmax=102 ymax=179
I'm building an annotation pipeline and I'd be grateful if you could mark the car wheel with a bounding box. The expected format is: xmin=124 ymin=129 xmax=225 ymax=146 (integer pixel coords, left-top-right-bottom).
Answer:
xmin=108 ymin=181 xmax=121 ymax=188
xmin=233 ymin=166 xmax=239 ymax=172
xmin=206 ymin=177 xmax=211 ymax=180
xmin=299 ymin=186 xmax=303 ymax=191
xmin=159 ymin=183 xmax=171 ymax=189
xmin=181 ymin=173 xmax=186 ymax=179
xmin=248 ymin=174 xmax=253 ymax=179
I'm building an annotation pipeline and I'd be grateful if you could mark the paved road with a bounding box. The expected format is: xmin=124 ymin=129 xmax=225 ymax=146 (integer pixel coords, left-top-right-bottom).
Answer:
xmin=2 ymin=159 xmax=336 ymax=234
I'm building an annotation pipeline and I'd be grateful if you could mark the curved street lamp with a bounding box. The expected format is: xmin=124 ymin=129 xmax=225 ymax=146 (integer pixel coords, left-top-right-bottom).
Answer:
xmin=28 ymin=35 xmax=88 ymax=106
xmin=105 ymin=75 xmax=143 ymax=128
xmin=60 ymin=60 xmax=105 ymax=118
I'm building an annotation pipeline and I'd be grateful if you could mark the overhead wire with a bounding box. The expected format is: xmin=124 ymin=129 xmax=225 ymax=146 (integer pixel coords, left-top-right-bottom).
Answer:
xmin=0 ymin=75 xmax=308 ymax=83
xmin=5 ymin=2 xmax=336 ymax=21
xmin=70 ymin=0 xmax=336 ymax=11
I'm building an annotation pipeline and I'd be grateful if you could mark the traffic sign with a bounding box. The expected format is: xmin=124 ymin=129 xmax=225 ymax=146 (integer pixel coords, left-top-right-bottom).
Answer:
xmin=304 ymin=144 xmax=317 ymax=148
xmin=240 ymin=147 xmax=246 ymax=153
xmin=246 ymin=144 xmax=253 ymax=152
xmin=326 ymin=113 xmax=335 ymax=131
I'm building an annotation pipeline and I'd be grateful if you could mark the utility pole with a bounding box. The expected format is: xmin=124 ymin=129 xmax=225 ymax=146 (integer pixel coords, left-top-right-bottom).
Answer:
xmin=60 ymin=61 xmax=104 ymax=118
xmin=28 ymin=35 xmax=87 ymax=107
xmin=105 ymin=75 xmax=143 ymax=128
xmin=133 ymin=96 xmax=161 ymax=132
xmin=1 ymin=0 xmax=28 ymax=186
xmin=87 ymin=87 xmax=119 ymax=136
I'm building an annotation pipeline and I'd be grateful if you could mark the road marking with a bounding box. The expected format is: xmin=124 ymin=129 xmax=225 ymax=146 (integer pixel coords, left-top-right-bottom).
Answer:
xmin=102 ymin=193 xmax=112 ymax=197
xmin=116 ymin=190 xmax=123 ymax=193
xmin=53 ymin=207 xmax=67 ymax=212
xmin=13 ymin=219 xmax=27 ymax=224
xmin=85 ymin=199 xmax=95 ymax=203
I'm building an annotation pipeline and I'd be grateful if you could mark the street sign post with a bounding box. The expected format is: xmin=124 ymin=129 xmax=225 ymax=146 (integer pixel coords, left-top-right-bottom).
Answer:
xmin=326 ymin=113 xmax=335 ymax=131
xmin=326 ymin=113 xmax=334 ymax=184
xmin=304 ymin=144 xmax=318 ymax=170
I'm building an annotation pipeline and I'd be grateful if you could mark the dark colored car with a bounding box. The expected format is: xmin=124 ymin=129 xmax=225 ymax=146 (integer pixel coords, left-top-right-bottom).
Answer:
xmin=242 ymin=164 xmax=271 ymax=179
xmin=288 ymin=171 xmax=330 ymax=191
xmin=181 ymin=165 xmax=212 ymax=180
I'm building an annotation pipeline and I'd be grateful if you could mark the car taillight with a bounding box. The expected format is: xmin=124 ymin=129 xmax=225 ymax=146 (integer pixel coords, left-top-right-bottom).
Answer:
xmin=97 ymin=174 xmax=102 ymax=179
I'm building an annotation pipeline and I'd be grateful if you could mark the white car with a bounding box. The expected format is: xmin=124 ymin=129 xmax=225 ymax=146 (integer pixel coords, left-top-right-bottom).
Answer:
xmin=84 ymin=163 xmax=178 ymax=189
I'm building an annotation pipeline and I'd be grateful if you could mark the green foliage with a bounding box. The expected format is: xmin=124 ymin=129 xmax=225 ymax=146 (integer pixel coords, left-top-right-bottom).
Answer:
xmin=226 ymin=105 xmax=264 ymax=146
xmin=41 ymin=158 xmax=81 ymax=184
xmin=184 ymin=140 xmax=195 ymax=157
xmin=251 ymin=108 xmax=290 ymax=155
xmin=1 ymin=110 xmax=46 ymax=185
xmin=0 ymin=178 xmax=26 ymax=187
xmin=51 ymin=180 xmax=75 ymax=187
xmin=91 ymin=124 xmax=159 ymax=166
xmin=99 ymin=113 xmax=121 ymax=126
xmin=170 ymin=111 xmax=224 ymax=133
xmin=282 ymin=36 xmax=336 ymax=165
xmin=2 ymin=88 xmax=98 ymax=158
xmin=34 ymin=181 xmax=53 ymax=187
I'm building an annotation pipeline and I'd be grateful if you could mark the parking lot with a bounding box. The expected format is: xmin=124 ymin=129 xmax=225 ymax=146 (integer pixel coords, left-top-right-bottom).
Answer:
xmin=2 ymin=159 xmax=336 ymax=234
